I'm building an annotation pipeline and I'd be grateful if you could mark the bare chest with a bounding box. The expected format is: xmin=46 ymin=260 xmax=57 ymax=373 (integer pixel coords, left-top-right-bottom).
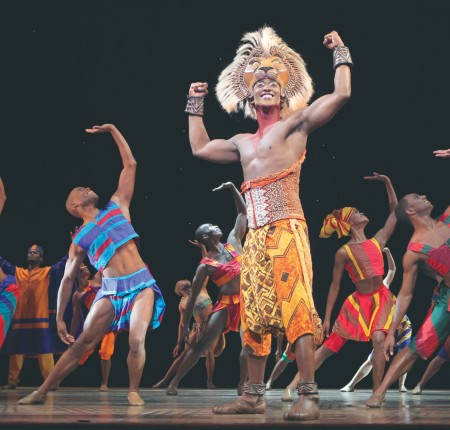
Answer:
xmin=237 ymin=133 xmax=305 ymax=181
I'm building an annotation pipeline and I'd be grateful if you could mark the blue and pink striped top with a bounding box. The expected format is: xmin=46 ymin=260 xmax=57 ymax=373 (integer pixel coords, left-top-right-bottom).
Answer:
xmin=72 ymin=201 xmax=139 ymax=271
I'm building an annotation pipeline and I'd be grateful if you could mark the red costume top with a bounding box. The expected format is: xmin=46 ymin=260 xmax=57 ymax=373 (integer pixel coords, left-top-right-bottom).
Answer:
xmin=407 ymin=212 xmax=450 ymax=279
xmin=343 ymin=238 xmax=384 ymax=284
xmin=200 ymin=243 xmax=241 ymax=287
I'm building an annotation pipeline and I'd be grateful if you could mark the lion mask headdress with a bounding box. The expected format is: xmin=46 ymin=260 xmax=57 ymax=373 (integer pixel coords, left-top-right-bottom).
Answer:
xmin=215 ymin=26 xmax=314 ymax=120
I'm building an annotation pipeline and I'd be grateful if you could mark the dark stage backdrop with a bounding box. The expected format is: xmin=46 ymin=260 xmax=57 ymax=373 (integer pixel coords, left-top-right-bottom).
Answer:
xmin=0 ymin=1 xmax=448 ymax=391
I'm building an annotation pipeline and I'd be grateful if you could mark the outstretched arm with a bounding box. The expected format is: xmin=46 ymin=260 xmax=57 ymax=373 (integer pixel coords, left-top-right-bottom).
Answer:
xmin=56 ymin=242 xmax=87 ymax=345
xmin=0 ymin=177 xmax=6 ymax=215
xmin=186 ymin=83 xmax=240 ymax=164
xmin=365 ymin=173 xmax=398 ymax=247
xmin=85 ymin=124 xmax=136 ymax=220
xmin=290 ymin=31 xmax=352 ymax=136
xmin=433 ymin=148 xmax=450 ymax=158
xmin=213 ymin=182 xmax=247 ymax=251
xmin=382 ymin=247 xmax=396 ymax=289
xmin=323 ymin=249 xmax=347 ymax=337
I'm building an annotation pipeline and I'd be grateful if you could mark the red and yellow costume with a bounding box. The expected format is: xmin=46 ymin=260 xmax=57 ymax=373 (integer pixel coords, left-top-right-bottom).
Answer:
xmin=200 ymin=243 xmax=241 ymax=333
xmin=324 ymin=238 xmax=396 ymax=352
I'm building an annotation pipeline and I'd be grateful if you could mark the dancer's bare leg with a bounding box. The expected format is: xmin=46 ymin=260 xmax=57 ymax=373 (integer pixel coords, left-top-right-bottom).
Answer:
xmin=100 ymin=359 xmax=111 ymax=391
xmin=371 ymin=330 xmax=387 ymax=392
xmin=127 ymin=288 xmax=154 ymax=406
xmin=237 ymin=346 xmax=249 ymax=395
xmin=266 ymin=359 xmax=289 ymax=389
xmin=366 ymin=347 xmax=419 ymax=407
xmin=205 ymin=350 xmax=216 ymax=389
xmin=152 ymin=350 xmax=187 ymax=388
xmin=412 ymin=356 xmax=446 ymax=394
xmin=166 ymin=309 xmax=228 ymax=395
xmin=18 ymin=299 xmax=114 ymax=404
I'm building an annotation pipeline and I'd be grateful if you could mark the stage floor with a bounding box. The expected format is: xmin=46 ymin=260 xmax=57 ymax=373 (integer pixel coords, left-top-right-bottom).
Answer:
xmin=0 ymin=387 xmax=448 ymax=429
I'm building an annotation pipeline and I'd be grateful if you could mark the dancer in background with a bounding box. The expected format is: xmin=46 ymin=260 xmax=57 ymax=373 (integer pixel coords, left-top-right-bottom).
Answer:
xmin=411 ymin=336 xmax=449 ymax=394
xmin=152 ymin=274 xmax=224 ymax=389
xmin=0 ymin=243 xmax=71 ymax=390
xmin=165 ymin=181 xmax=248 ymax=396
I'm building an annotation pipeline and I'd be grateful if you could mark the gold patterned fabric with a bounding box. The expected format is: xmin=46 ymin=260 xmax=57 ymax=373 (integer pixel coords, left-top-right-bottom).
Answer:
xmin=241 ymin=219 xmax=323 ymax=356
xmin=241 ymin=156 xmax=306 ymax=229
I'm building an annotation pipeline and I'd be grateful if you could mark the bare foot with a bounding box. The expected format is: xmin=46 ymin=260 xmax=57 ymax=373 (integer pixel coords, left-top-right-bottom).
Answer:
xmin=1 ymin=383 xmax=16 ymax=390
xmin=207 ymin=381 xmax=216 ymax=389
xmin=128 ymin=391 xmax=144 ymax=406
xmin=365 ymin=393 xmax=384 ymax=408
xmin=17 ymin=391 xmax=47 ymax=405
xmin=99 ymin=385 xmax=109 ymax=392
xmin=152 ymin=379 xmax=168 ymax=389
xmin=166 ymin=385 xmax=178 ymax=395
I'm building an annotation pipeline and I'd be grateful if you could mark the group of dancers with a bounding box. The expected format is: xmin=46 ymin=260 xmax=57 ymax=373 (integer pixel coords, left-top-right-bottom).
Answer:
xmin=0 ymin=26 xmax=448 ymax=421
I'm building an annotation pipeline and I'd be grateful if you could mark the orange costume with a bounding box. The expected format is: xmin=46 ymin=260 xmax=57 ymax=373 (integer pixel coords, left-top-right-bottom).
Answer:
xmin=240 ymin=155 xmax=323 ymax=356
xmin=0 ymin=250 xmax=71 ymax=387
xmin=77 ymin=282 xmax=116 ymax=365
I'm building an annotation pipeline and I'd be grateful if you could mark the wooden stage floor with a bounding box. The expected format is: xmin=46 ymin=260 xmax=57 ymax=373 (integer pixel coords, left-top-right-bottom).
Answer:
xmin=0 ymin=387 xmax=448 ymax=429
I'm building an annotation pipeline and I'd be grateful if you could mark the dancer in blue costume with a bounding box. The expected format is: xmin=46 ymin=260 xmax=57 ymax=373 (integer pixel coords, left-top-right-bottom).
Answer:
xmin=18 ymin=124 xmax=165 ymax=406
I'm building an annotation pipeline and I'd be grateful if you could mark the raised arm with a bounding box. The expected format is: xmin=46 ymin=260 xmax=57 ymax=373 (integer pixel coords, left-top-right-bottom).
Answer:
xmin=56 ymin=242 xmax=87 ymax=345
xmin=85 ymin=124 xmax=136 ymax=219
xmin=0 ymin=177 xmax=6 ymax=215
xmin=291 ymin=31 xmax=352 ymax=136
xmin=433 ymin=148 xmax=450 ymax=158
xmin=323 ymin=249 xmax=347 ymax=337
xmin=384 ymin=252 xmax=419 ymax=360
xmin=213 ymin=182 xmax=247 ymax=251
xmin=382 ymin=247 xmax=396 ymax=289
xmin=364 ymin=173 xmax=398 ymax=247
xmin=186 ymin=83 xmax=240 ymax=164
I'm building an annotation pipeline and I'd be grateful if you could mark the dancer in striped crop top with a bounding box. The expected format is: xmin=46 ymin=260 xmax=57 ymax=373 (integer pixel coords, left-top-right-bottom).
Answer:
xmin=18 ymin=124 xmax=165 ymax=407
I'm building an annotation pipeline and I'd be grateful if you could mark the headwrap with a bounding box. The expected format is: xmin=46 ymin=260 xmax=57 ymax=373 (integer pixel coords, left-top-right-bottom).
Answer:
xmin=215 ymin=26 xmax=314 ymax=120
xmin=319 ymin=207 xmax=355 ymax=239
xmin=28 ymin=244 xmax=44 ymax=257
